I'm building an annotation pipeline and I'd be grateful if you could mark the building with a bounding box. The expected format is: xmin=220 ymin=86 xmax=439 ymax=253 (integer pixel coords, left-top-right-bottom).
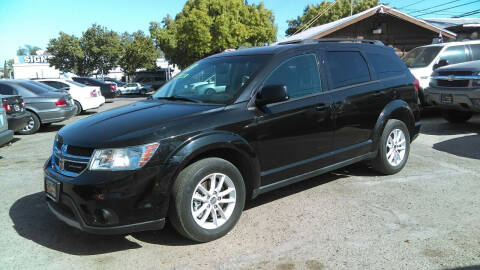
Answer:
xmin=424 ymin=18 xmax=480 ymax=41
xmin=277 ymin=5 xmax=457 ymax=56
xmin=12 ymin=54 xmax=60 ymax=79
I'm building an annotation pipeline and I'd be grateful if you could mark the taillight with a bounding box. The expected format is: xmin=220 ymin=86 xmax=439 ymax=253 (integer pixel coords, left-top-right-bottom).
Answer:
xmin=90 ymin=89 xmax=97 ymax=97
xmin=413 ymin=78 xmax=420 ymax=94
xmin=55 ymin=99 xmax=67 ymax=107
xmin=109 ymin=84 xmax=116 ymax=92
xmin=2 ymin=101 xmax=11 ymax=112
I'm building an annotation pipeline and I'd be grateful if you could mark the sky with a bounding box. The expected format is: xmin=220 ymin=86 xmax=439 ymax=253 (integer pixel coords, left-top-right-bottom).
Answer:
xmin=0 ymin=0 xmax=479 ymax=64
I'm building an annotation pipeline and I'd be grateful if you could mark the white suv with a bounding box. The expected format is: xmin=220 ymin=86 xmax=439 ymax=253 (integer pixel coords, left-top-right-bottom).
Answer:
xmin=37 ymin=79 xmax=105 ymax=115
xmin=402 ymin=40 xmax=480 ymax=104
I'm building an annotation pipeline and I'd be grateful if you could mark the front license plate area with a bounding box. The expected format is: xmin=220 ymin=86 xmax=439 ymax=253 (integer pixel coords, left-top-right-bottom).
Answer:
xmin=441 ymin=94 xmax=453 ymax=104
xmin=45 ymin=176 xmax=61 ymax=202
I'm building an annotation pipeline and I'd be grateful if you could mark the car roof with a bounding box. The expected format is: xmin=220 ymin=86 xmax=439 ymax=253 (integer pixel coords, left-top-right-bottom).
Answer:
xmin=417 ymin=39 xmax=480 ymax=49
xmin=208 ymin=42 xmax=392 ymax=59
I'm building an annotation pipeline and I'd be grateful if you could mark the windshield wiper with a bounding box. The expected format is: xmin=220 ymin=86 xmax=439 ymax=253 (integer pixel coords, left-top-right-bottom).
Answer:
xmin=155 ymin=95 xmax=201 ymax=103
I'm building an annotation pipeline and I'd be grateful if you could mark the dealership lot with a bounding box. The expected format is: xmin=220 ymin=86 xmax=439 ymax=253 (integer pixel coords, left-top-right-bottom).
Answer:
xmin=0 ymin=97 xmax=479 ymax=269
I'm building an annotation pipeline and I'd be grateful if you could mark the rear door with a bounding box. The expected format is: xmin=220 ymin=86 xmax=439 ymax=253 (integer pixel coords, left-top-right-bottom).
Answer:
xmin=325 ymin=49 xmax=387 ymax=162
xmin=254 ymin=50 xmax=335 ymax=185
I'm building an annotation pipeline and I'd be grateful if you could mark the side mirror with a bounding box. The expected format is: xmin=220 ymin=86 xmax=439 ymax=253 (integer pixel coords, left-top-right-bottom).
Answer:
xmin=255 ymin=85 xmax=288 ymax=107
xmin=433 ymin=59 xmax=449 ymax=70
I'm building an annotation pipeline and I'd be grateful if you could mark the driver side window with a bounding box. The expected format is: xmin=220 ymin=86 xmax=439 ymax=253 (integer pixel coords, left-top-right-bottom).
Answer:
xmin=264 ymin=54 xmax=322 ymax=99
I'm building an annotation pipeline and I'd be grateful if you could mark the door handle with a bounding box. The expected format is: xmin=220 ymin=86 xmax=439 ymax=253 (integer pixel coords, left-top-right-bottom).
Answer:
xmin=315 ymin=104 xmax=329 ymax=111
xmin=373 ymin=91 xmax=385 ymax=97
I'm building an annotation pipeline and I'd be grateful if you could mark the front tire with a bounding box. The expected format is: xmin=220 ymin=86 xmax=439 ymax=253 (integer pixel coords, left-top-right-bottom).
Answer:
xmin=371 ymin=119 xmax=410 ymax=175
xmin=18 ymin=111 xmax=40 ymax=135
xmin=169 ymin=158 xmax=246 ymax=242
xmin=441 ymin=110 xmax=472 ymax=123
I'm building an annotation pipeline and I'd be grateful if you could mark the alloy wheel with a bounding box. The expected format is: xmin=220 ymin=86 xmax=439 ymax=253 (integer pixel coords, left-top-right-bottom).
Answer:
xmin=386 ymin=128 xmax=406 ymax=166
xmin=191 ymin=173 xmax=237 ymax=230
xmin=22 ymin=116 xmax=35 ymax=132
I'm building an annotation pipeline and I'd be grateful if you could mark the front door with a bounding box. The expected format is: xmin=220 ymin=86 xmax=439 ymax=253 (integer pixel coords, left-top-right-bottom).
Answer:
xmin=253 ymin=52 xmax=335 ymax=186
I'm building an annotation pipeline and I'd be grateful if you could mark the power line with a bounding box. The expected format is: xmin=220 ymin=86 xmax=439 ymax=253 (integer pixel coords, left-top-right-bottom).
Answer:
xmin=398 ymin=0 xmax=426 ymax=9
xmin=293 ymin=0 xmax=338 ymax=35
xmin=415 ymin=0 xmax=480 ymax=17
xmin=453 ymin=8 xmax=480 ymax=17
xmin=407 ymin=0 xmax=461 ymax=14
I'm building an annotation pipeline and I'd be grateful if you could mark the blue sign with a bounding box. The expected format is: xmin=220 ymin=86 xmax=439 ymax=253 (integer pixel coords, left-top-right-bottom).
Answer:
xmin=18 ymin=55 xmax=53 ymax=64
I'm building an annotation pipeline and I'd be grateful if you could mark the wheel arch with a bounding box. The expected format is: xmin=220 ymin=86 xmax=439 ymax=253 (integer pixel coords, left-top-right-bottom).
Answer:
xmin=25 ymin=107 xmax=42 ymax=124
xmin=372 ymin=100 xmax=416 ymax=149
xmin=164 ymin=132 xmax=261 ymax=200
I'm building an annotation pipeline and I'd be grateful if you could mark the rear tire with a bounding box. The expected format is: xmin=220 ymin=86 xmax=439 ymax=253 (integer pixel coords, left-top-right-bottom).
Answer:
xmin=169 ymin=158 xmax=246 ymax=242
xmin=18 ymin=111 xmax=40 ymax=135
xmin=74 ymin=100 xmax=83 ymax=115
xmin=371 ymin=119 xmax=410 ymax=175
xmin=205 ymin=88 xmax=215 ymax=95
xmin=441 ymin=110 xmax=472 ymax=123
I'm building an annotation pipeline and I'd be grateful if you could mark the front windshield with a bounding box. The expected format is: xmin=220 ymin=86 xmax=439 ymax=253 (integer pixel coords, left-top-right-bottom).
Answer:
xmin=402 ymin=46 xmax=442 ymax=68
xmin=153 ymin=55 xmax=270 ymax=104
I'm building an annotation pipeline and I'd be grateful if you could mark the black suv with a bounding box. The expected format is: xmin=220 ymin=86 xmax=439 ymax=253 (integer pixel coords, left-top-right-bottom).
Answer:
xmin=44 ymin=39 xmax=421 ymax=242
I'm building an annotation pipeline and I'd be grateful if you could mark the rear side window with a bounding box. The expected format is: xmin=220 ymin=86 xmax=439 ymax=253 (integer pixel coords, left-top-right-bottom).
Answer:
xmin=366 ymin=52 xmax=406 ymax=79
xmin=18 ymin=82 xmax=48 ymax=94
xmin=0 ymin=84 xmax=16 ymax=95
xmin=470 ymin=44 xmax=480 ymax=61
xmin=326 ymin=51 xmax=371 ymax=89
xmin=264 ymin=54 xmax=322 ymax=98
xmin=440 ymin=45 xmax=468 ymax=65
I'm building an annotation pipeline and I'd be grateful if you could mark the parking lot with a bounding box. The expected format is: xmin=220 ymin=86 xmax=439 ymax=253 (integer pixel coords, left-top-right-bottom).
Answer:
xmin=0 ymin=97 xmax=479 ymax=270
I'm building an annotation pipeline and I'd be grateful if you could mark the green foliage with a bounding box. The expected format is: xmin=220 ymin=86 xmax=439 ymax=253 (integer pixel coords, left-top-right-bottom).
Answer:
xmin=119 ymin=31 xmax=160 ymax=77
xmin=48 ymin=24 xmax=122 ymax=76
xmin=285 ymin=0 xmax=379 ymax=36
xmin=150 ymin=0 xmax=277 ymax=69
xmin=16 ymin=45 xmax=42 ymax=56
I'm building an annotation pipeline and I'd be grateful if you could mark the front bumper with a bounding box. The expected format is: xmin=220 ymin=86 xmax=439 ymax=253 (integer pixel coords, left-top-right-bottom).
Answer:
xmin=43 ymin=157 xmax=169 ymax=235
xmin=7 ymin=111 xmax=29 ymax=131
xmin=424 ymin=87 xmax=480 ymax=112
xmin=0 ymin=129 xmax=13 ymax=146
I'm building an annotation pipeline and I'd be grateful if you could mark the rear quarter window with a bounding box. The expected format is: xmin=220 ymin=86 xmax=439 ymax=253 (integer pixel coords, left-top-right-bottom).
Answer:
xmin=326 ymin=51 xmax=371 ymax=89
xmin=365 ymin=51 xmax=406 ymax=79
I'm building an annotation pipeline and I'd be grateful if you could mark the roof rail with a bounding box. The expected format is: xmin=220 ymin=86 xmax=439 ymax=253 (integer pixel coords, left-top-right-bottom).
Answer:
xmin=277 ymin=38 xmax=384 ymax=46
xmin=316 ymin=38 xmax=384 ymax=45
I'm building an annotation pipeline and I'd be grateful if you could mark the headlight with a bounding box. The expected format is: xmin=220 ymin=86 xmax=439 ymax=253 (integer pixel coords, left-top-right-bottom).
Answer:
xmin=473 ymin=72 xmax=480 ymax=87
xmin=89 ymin=142 xmax=159 ymax=171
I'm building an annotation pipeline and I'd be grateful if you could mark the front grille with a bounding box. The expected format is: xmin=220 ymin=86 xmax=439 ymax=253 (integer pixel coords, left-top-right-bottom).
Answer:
xmin=437 ymin=80 xmax=470 ymax=88
xmin=52 ymin=140 xmax=92 ymax=177
xmin=438 ymin=71 xmax=473 ymax=76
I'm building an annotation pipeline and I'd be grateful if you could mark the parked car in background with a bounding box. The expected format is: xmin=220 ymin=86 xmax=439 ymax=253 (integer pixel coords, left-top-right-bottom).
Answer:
xmin=1 ymin=94 xmax=29 ymax=132
xmin=402 ymin=40 xmax=480 ymax=105
xmin=37 ymin=79 xmax=105 ymax=115
xmin=117 ymin=82 xmax=147 ymax=95
xmin=45 ymin=39 xmax=420 ymax=242
xmin=103 ymin=77 xmax=126 ymax=87
xmin=0 ymin=107 xmax=13 ymax=146
xmin=0 ymin=80 xmax=76 ymax=134
xmin=72 ymin=77 xmax=117 ymax=100
xmin=189 ymin=74 xmax=227 ymax=95
xmin=134 ymin=68 xmax=171 ymax=90
xmin=424 ymin=60 xmax=480 ymax=123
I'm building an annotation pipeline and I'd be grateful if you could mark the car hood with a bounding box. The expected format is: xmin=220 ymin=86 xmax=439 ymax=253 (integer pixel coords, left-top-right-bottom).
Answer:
xmin=436 ymin=60 xmax=480 ymax=73
xmin=59 ymin=100 xmax=222 ymax=148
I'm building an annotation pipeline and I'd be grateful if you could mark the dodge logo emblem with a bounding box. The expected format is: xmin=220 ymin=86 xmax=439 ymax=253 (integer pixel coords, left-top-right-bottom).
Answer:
xmin=447 ymin=75 xmax=455 ymax=81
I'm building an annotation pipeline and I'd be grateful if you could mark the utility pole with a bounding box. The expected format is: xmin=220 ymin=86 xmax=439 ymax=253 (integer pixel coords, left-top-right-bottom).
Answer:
xmin=350 ymin=0 xmax=353 ymax=16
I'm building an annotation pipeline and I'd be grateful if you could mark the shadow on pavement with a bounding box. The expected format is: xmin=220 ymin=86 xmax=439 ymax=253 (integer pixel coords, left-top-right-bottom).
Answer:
xmin=39 ymin=124 xmax=64 ymax=133
xmin=420 ymin=117 xmax=480 ymax=136
xmin=433 ymin=134 xmax=480 ymax=160
xmin=9 ymin=192 xmax=141 ymax=255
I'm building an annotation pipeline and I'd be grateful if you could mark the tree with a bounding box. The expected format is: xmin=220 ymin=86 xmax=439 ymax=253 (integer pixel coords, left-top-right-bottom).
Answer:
xmin=47 ymin=24 xmax=122 ymax=76
xmin=119 ymin=31 xmax=160 ymax=79
xmin=149 ymin=0 xmax=277 ymax=69
xmin=285 ymin=0 xmax=379 ymax=36
xmin=16 ymin=45 xmax=42 ymax=56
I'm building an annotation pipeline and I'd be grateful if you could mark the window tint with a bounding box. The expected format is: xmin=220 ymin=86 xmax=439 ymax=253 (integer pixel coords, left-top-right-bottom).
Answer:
xmin=67 ymin=80 xmax=86 ymax=87
xmin=402 ymin=46 xmax=442 ymax=68
xmin=18 ymin=82 xmax=48 ymax=94
xmin=0 ymin=84 xmax=16 ymax=95
xmin=470 ymin=44 xmax=480 ymax=61
xmin=440 ymin=45 xmax=467 ymax=65
xmin=326 ymin=51 xmax=371 ymax=89
xmin=366 ymin=52 xmax=406 ymax=79
xmin=264 ymin=54 xmax=322 ymax=99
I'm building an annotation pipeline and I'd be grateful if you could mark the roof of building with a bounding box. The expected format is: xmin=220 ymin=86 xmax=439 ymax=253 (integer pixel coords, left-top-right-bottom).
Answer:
xmin=424 ymin=18 xmax=480 ymax=29
xmin=275 ymin=4 xmax=457 ymax=45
